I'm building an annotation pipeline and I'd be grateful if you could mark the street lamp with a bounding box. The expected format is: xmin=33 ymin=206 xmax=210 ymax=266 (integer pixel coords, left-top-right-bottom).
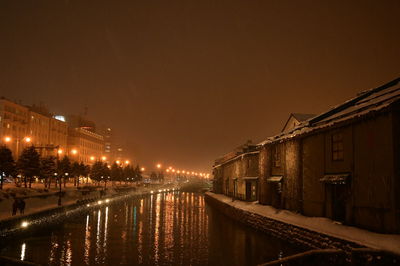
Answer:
xmin=55 ymin=173 xmax=61 ymax=206
xmin=3 ymin=136 xmax=33 ymax=158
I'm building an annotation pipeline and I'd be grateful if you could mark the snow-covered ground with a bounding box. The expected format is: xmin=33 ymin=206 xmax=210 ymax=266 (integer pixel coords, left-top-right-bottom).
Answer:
xmin=206 ymin=192 xmax=400 ymax=255
xmin=0 ymin=184 xmax=129 ymax=222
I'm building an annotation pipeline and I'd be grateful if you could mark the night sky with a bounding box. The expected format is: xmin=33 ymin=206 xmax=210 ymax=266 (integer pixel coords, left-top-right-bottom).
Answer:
xmin=1 ymin=0 xmax=399 ymax=173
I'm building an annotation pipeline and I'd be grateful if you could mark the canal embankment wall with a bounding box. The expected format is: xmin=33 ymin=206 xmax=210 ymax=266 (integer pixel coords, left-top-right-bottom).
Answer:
xmin=204 ymin=192 xmax=400 ymax=256
xmin=0 ymin=185 xmax=175 ymax=235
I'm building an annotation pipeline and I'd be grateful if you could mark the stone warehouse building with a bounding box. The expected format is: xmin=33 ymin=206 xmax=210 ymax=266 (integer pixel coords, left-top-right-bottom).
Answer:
xmin=213 ymin=141 xmax=259 ymax=201
xmin=213 ymin=77 xmax=400 ymax=233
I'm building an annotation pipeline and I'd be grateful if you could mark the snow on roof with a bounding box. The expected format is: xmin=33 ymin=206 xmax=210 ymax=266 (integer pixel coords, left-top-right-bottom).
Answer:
xmin=259 ymin=77 xmax=400 ymax=146
xmin=214 ymin=141 xmax=259 ymax=166
xmin=213 ymin=150 xmax=260 ymax=168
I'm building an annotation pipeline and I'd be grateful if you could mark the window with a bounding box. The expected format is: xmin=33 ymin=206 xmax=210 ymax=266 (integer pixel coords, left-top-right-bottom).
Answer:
xmin=273 ymin=145 xmax=281 ymax=167
xmin=332 ymin=133 xmax=344 ymax=161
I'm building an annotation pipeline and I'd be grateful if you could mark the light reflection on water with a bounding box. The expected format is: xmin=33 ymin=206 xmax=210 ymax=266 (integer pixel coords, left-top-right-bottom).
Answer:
xmin=84 ymin=215 xmax=90 ymax=265
xmin=20 ymin=243 xmax=25 ymax=261
xmin=1 ymin=192 xmax=304 ymax=265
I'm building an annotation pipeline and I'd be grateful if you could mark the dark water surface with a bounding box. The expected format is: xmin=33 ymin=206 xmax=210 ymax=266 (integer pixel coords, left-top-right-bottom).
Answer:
xmin=1 ymin=192 xmax=304 ymax=265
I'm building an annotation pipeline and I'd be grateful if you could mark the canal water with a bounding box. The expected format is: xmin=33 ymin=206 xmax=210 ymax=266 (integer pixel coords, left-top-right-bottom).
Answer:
xmin=0 ymin=192 xmax=304 ymax=265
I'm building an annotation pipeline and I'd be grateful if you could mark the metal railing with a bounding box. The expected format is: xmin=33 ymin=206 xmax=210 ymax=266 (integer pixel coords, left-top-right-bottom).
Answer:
xmin=259 ymin=248 xmax=400 ymax=266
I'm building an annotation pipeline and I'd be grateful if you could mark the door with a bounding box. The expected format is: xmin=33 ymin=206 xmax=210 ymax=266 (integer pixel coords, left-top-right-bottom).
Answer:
xmin=332 ymin=184 xmax=346 ymax=222
xmin=246 ymin=181 xmax=252 ymax=201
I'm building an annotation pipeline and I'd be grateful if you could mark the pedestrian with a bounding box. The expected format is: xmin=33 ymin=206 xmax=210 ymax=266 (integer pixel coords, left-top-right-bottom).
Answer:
xmin=19 ymin=198 xmax=26 ymax=214
xmin=12 ymin=198 xmax=18 ymax=216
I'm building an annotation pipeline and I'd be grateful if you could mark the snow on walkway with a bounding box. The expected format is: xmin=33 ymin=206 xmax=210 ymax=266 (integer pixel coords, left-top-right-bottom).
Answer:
xmin=206 ymin=192 xmax=400 ymax=255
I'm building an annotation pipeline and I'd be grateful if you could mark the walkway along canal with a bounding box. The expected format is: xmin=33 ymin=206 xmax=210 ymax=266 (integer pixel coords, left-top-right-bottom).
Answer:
xmin=0 ymin=191 xmax=304 ymax=265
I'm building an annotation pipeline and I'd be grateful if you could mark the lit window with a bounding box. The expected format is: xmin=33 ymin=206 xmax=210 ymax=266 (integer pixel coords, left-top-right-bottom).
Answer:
xmin=332 ymin=133 xmax=344 ymax=161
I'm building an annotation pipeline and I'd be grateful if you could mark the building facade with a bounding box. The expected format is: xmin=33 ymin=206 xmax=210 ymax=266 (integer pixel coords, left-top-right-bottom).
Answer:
xmin=67 ymin=127 xmax=105 ymax=165
xmin=48 ymin=117 xmax=68 ymax=155
xmin=213 ymin=142 xmax=259 ymax=201
xmin=0 ymin=98 xmax=68 ymax=159
xmin=0 ymin=98 xmax=30 ymax=159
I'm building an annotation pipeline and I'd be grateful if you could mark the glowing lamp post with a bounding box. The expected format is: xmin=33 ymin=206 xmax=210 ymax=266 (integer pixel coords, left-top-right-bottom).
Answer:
xmin=55 ymin=173 xmax=62 ymax=206
xmin=156 ymin=164 xmax=162 ymax=183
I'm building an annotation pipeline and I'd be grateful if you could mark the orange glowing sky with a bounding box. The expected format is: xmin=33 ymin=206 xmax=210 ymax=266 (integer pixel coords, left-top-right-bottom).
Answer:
xmin=1 ymin=0 xmax=399 ymax=172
